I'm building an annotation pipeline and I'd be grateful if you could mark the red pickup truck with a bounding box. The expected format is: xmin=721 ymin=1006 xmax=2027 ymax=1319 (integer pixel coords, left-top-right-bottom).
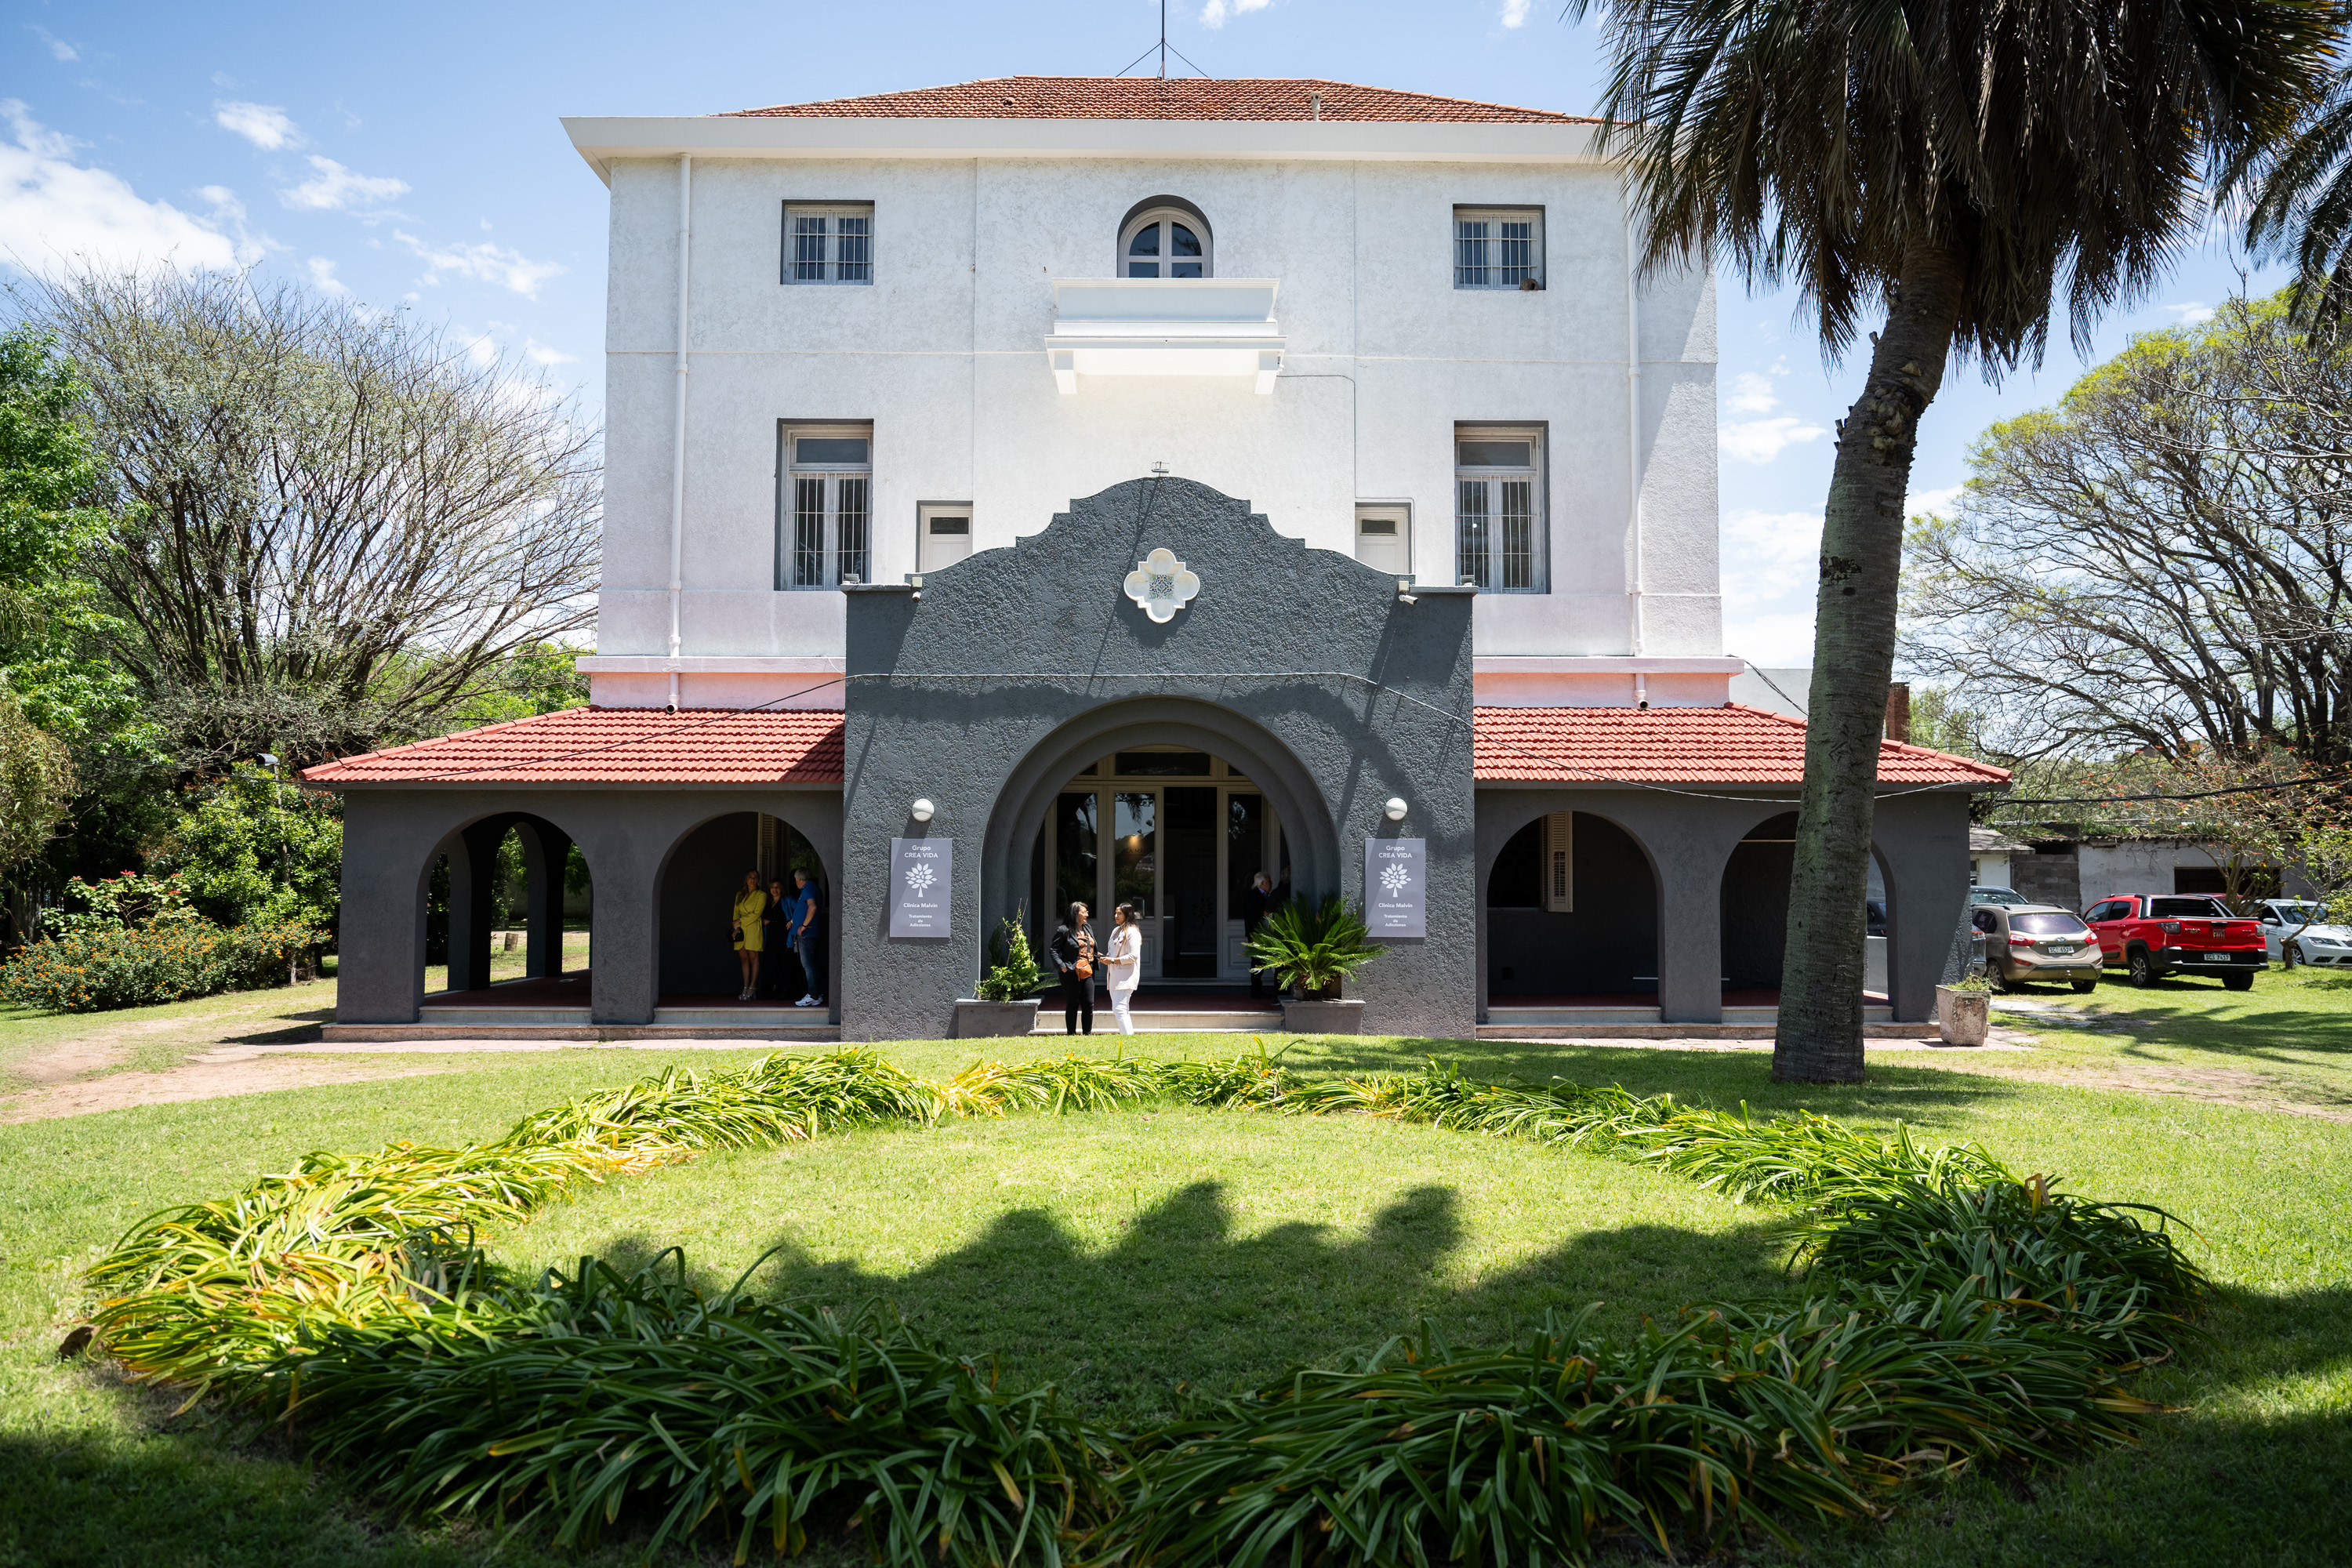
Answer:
xmin=2082 ymin=894 xmax=2265 ymax=990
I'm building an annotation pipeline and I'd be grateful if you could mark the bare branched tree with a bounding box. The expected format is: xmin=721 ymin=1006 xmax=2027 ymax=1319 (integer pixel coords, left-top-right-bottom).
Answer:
xmin=12 ymin=267 xmax=599 ymax=767
xmin=1903 ymin=295 xmax=2352 ymax=766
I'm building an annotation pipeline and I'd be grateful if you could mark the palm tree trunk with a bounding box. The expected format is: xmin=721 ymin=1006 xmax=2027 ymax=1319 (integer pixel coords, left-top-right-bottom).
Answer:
xmin=1772 ymin=239 xmax=1967 ymax=1084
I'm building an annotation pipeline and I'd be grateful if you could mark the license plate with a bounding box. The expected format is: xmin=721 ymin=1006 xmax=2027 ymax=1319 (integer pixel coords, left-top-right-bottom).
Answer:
xmin=2045 ymin=943 xmax=2078 ymax=955
xmin=2203 ymin=952 xmax=2234 ymax=963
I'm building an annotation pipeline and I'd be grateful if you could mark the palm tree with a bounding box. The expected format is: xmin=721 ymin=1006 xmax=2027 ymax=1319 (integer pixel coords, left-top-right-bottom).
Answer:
xmin=1566 ymin=0 xmax=2339 ymax=1082
xmin=2249 ymin=59 xmax=2352 ymax=319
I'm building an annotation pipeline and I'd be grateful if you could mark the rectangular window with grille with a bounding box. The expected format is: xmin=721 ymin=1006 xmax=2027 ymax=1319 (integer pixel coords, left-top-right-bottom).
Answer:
xmin=1454 ymin=425 xmax=1545 ymax=592
xmin=1454 ymin=206 xmax=1543 ymax=289
xmin=779 ymin=425 xmax=874 ymax=589
xmin=782 ymin=204 xmax=875 ymax=285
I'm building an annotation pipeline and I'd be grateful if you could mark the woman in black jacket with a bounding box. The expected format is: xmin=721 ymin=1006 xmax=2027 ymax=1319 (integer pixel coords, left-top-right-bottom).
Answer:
xmin=1049 ymin=902 xmax=1097 ymax=1036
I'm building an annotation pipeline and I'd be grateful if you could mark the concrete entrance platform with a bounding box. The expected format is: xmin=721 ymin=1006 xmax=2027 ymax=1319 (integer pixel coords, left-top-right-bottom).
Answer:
xmin=325 ymin=974 xmax=841 ymax=1041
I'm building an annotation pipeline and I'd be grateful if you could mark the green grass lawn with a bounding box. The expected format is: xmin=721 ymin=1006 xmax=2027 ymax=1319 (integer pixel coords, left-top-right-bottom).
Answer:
xmin=2 ymin=1018 xmax=2348 ymax=1564
xmin=0 ymin=969 xmax=340 ymax=1087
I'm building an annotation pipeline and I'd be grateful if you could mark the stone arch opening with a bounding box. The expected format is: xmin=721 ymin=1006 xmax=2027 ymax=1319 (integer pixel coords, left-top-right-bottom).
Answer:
xmin=982 ymin=699 xmax=1339 ymax=1004
xmin=418 ymin=811 xmax=592 ymax=1011
xmin=1717 ymin=811 xmax=1894 ymax=1015
xmin=652 ymin=809 xmax=834 ymax=1009
xmin=1479 ymin=807 xmax=1663 ymax=1018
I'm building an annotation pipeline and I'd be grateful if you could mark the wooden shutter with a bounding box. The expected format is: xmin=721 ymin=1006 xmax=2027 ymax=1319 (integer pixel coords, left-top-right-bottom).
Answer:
xmin=1542 ymin=811 xmax=1573 ymax=913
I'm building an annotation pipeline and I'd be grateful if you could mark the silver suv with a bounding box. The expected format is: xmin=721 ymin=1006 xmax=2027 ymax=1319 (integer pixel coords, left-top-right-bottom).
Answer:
xmin=1969 ymin=903 xmax=2101 ymax=993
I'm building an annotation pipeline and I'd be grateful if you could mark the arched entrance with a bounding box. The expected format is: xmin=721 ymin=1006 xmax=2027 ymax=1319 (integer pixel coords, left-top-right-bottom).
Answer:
xmin=1481 ymin=809 xmax=1662 ymax=1023
xmin=1718 ymin=811 xmax=1893 ymax=1022
xmin=418 ymin=811 xmax=592 ymax=1019
xmin=982 ymin=699 xmax=1340 ymax=1029
xmin=655 ymin=811 xmax=832 ymax=1014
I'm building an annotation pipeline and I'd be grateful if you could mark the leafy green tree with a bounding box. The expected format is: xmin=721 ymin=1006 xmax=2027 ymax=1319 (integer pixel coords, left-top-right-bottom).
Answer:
xmin=1568 ymin=0 xmax=2339 ymax=1083
xmin=147 ymin=766 xmax=342 ymax=935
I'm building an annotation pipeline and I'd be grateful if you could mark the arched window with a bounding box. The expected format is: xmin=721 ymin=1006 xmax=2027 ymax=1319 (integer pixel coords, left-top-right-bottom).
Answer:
xmin=1120 ymin=203 xmax=1211 ymax=278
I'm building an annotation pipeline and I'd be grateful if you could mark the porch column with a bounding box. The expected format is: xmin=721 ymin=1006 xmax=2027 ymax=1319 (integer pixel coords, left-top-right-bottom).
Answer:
xmin=521 ymin=823 xmax=572 ymax=979
xmin=333 ymin=793 xmax=430 ymax=1025
xmin=445 ymin=818 xmax=506 ymax=994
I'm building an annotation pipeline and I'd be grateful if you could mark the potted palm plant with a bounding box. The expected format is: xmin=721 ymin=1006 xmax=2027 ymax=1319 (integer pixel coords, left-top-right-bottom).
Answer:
xmin=1247 ymin=895 xmax=1379 ymax=1033
xmin=956 ymin=913 xmax=1044 ymax=1037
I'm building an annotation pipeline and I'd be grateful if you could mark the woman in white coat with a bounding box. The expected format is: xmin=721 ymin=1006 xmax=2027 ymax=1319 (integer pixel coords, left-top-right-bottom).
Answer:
xmin=1104 ymin=902 xmax=1144 ymax=1035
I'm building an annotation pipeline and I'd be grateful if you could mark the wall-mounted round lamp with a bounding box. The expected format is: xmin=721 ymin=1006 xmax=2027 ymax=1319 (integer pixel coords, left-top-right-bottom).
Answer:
xmin=1384 ymin=797 xmax=1409 ymax=822
xmin=910 ymin=799 xmax=935 ymax=823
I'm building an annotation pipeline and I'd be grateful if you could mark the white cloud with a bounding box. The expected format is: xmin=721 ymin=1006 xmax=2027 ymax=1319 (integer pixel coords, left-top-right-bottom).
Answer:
xmin=1721 ymin=609 xmax=1820 ymax=667
xmin=280 ymin=154 xmax=408 ymax=212
xmin=522 ymin=337 xmax=575 ymax=365
xmin=28 ymin=26 xmax=78 ymax=61
xmin=214 ymin=100 xmax=302 ymax=151
xmin=0 ymin=100 xmax=245 ymax=277
xmin=396 ymin=229 xmax=563 ymax=298
xmin=1719 ymin=415 xmax=1828 ymax=463
xmin=1906 ymin=484 xmax=1962 ymax=518
xmin=307 ymin=255 xmax=350 ymax=296
xmin=1501 ymin=0 xmax=1532 ymax=25
xmin=2160 ymin=299 xmax=2216 ymax=326
xmin=1200 ymin=0 xmax=1269 ymax=24
xmin=1726 ymin=371 xmax=1779 ymax=415
xmin=1719 ymin=508 xmax=1828 ymax=665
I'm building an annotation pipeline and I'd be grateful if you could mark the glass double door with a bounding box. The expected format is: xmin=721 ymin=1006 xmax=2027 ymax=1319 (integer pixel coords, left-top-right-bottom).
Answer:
xmin=1049 ymin=760 xmax=1271 ymax=982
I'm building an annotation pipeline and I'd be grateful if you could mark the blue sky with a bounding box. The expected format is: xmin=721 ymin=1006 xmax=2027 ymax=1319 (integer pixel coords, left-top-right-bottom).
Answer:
xmin=2 ymin=0 xmax=2280 ymax=666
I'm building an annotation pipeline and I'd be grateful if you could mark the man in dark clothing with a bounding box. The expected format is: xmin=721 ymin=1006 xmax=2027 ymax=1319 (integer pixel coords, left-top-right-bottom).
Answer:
xmin=1243 ymin=870 xmax=1276 ymax=997
xmin=792 ymin=869 xmax=826 ymax=1008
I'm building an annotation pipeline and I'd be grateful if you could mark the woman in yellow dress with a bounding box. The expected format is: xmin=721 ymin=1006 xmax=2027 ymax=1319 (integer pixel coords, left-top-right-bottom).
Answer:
xmin=730 ymin=869 xmax=768 ymax=1001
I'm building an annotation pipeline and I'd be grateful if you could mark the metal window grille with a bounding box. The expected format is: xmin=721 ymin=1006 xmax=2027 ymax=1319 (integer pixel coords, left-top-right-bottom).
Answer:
xmin=836 ymin=476 xmax=869 ymax=584
xmin=793 ymin=477 xmax=827 ymax=586
xmin=1455 ymin=209 xmax=1541 ymax=289
xmin=835 ymin=216 xmax=871 ymax=282
xmin=1454 ymin=220 xmax=1490 ymax=289
xmin=1456 ymin=478 xmax=1491 ymax=586
xmin=1498 ymin=478 xmax=1534 ymax=590
xmin=786 ymin=206 xmax=874 ymax=284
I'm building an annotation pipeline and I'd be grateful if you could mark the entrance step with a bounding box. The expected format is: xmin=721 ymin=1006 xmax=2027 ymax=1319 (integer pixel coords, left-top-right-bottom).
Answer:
xmin=1486 ymin=1005 xmax=1663 ymax=1026
xmin=418 ymin=1006 xmax=592 ymax=1026
xmin=1477 ymin=1018 xmax=1936 ymax=1040
xmin=1722 ymin=1005 xmax=1893 ymax=1025
xmin=1032 ymin=1008 xmax=1282 ymax=1033
xmin=324 ymin=1021 xmax=840 ymax=1043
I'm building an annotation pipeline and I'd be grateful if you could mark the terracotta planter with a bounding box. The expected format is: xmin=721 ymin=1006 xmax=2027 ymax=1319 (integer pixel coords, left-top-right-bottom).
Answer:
xmin=1935 ymin=985 xmax=1990 ymax=1047
xmin=955 ymin=999 xmax=1040 ymax=1038
xmin=1281 ymin=999 xmax=1367 ymax=1034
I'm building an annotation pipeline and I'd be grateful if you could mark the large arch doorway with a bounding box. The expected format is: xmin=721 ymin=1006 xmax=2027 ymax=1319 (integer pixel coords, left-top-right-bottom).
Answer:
xmin=1483 ymin=811 xmax=1661 ymax=1022
xmin=419 ymin=812 xmax=591 ymax=1017
xmin=656 ymin=811 xmax=829 ymax=1011
xmin=1718 ymin=812 xmax=1893 ymax=1020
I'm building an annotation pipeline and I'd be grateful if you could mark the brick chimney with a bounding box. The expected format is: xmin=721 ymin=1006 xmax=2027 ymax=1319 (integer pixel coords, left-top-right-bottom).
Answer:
xmin=1885 ymin=682 xmax=1911 ymax=743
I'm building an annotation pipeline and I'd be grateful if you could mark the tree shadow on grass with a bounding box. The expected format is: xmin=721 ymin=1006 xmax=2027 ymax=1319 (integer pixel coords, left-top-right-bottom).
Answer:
xmin=648 ymin=1179 xmax=1802 ymax=1421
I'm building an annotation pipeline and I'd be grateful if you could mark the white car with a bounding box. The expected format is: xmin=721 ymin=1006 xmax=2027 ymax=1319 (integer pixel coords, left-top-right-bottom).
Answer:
xmin=2255 ymin=898 xmax=2352 ymax=967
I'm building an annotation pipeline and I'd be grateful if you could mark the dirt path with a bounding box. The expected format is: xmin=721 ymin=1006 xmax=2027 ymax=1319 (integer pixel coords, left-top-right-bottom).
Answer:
xmin=0 ymin=1054 xmax=448 ymax=1123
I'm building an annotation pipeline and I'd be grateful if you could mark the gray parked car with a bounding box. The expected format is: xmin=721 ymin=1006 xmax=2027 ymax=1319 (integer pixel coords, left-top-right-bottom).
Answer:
xmin=1969 ymin=885 xmax=2026 ymax=907
xmin=2255 ymin=898 xmax=2352 ymax=967
xmin=1969 ymin=903 xmax=2101 ymax=993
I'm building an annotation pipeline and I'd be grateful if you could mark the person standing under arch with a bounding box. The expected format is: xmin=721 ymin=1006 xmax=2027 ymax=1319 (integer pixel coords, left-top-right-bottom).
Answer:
xmin=1051 ymin=902 xmax=1097 ymax=1036
xmin=730 ymin=870 xmax=767 ymax=1001
xmin=791 ymin=868 xmax=826 ymax=1009
xmin=1104 ymin=902 xmax=1142 ymax=1034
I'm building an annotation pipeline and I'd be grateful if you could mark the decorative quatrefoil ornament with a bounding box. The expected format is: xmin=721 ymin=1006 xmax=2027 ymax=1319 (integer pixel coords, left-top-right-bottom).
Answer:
xmin=1123 ymin=547 xmax=1202 ymax=624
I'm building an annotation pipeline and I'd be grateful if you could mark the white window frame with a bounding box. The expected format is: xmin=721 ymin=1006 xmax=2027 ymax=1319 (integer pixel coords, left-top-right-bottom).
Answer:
xmin=782 ymin=203 xmax=874 ymax=285
xmin=916 ymin=501 xmax=974 ymax=574
xmin=779 ymin=424 xmax=873 ymax=589
xmin=1120 ymin=207 xmax=1212 ymax=279
xmin=1454 ymin=425 xmax=1546 ymax=593
xmin=1454 ymin=206 xmax=1544 ymax=290
xmin=1354 ymin=503 xmax=1411 ymax=578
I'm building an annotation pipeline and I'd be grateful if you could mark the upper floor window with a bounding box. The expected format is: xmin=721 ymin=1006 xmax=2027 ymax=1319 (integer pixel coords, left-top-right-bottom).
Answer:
xmin=1456 ymin=426 xmax=1545 ymax=592
xmin=780 ymin=425 xmax=871 ymax=588
xmin=784 ymin=203 xmax=873 ymax=285
xmin=1121 ymin=204 xmax=1210 ymax=278
xmin=1454 ymin=206 xmax=1543 ymax=289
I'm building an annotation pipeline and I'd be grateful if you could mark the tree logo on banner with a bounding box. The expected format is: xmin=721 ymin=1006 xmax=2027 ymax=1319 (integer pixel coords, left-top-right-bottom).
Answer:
xmin=1380 ymin=862 xmax=1412 ymax=895
xmin=1122 ymin=547 xmax=1201 ymax=624
xmin=904 ymin=862 xmax=938 ymax=895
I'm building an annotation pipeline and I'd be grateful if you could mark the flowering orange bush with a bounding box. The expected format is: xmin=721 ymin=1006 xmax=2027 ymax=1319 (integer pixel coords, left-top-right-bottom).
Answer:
xmin=0 ymin=916 xmax=319 ymax=1012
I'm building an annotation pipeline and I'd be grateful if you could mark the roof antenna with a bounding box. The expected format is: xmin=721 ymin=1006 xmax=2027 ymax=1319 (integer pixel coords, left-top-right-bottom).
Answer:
xmin=1113 ymin=0 xmax=1210 ymax=78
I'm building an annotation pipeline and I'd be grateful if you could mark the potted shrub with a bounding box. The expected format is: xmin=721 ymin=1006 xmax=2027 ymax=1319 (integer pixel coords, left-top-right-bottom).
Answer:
xmin=1248 ymin=895 xmax=1377 ymax=1033
xmin=1935 ymin=969 xmax=1992 ymax=1047
xmin=956 ymin=913 xmax=1044 ymax=1037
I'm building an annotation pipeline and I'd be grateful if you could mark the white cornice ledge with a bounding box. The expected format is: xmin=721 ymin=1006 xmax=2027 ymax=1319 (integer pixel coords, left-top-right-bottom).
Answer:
xmin=577 ymin=655 xmax=849 ymax=673
xmin=561 ymin=116 xmax=1606 ymax=183
xmin=1474 ymin=656 xmax=1746 ymax=674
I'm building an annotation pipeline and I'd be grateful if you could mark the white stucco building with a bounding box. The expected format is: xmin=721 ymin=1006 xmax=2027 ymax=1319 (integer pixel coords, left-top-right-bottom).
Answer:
xmin=310 ymin=78 xmax=2002 ymax=1042
xmin=561 ymin=75 xmax=1733 ymax=712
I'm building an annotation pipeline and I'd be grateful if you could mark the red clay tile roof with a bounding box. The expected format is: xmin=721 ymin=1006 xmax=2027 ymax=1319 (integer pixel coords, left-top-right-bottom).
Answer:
xmin=727 ymin=77 xmax=1593 ymax=124
xmin=301 ymin=708 xmax=846 ymax=786
xmin=301 ymin=702 xmax=2005 ymax=790
xmin=1473 ymin=705 xmax=2011 ymax=788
